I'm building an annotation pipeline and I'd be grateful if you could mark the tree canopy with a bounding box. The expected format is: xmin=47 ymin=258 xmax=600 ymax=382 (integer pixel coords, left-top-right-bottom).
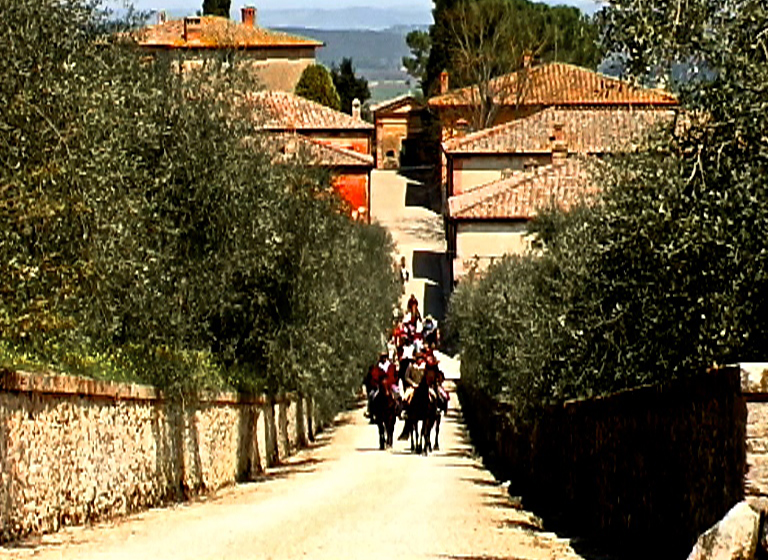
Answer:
xmin=202 ymin=0 xmax=230 ymax=18
xmin=1 ymin=0 xmax=400 ymax=416
xmin=402 ymin=30 xmax=431 ymax=92
xmin=331 ymin=58 xmax=371 ymax=115
xmin=295 ymin=64 xmax=341 ymax=110
xmin=424 ymin=0 xmax=602 ymax=97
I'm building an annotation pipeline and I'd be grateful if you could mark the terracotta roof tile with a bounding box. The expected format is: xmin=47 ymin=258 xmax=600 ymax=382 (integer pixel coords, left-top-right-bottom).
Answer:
xmin=443 ymin=106 xmax=678 ymax=154
xmin=135 ymin=16 xmax=323 ymax=49
xmin=448 ymin=158 xmax=598 ymax=220
xmin=370 ymin=95 xmax=425 ymax=114
xmin=248 ymin=91 xmax=374 ymax=132
xmin=265 ymin=133 xmax=374 ymax=167
xmin=429 ymin=63 xmax=678 ymax=108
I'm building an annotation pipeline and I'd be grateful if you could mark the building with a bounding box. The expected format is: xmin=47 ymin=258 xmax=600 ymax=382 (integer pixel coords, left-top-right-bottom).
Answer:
xmin=428 ymin=62 xmax=678 ymax=142
xmin=371 ymin=95 xmax=429 ymax=169
xmin=135 ymin=6 xmax=323 ymax=92
xmin=447 ymin=158 xmax=596 ymax=280
xmin=266 ymin=132 xmax=374 ymax=220
xmin=248 ymin=91 xmax=375 ymax=219
xmin=434 ymin=62 xmax=680 ymax=282
xmin=443 ymin=105 xmax=677 ymax=198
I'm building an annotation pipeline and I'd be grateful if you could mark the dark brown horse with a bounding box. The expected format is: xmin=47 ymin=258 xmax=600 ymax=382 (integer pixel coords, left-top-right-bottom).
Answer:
xmin=405 ymin=379 xmax=439 ymax=455
xmin=371 ymin=384 xmax=398 ymax=450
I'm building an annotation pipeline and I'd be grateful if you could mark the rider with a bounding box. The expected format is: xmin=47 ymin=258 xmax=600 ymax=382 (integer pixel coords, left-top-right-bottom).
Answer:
xmin=423 ymin=315 xmax=440 ymax=349
xmin=366 ymin=352 xmax=399 ymax=422
xmin=426 ymin=355 xmax=449 ymax=413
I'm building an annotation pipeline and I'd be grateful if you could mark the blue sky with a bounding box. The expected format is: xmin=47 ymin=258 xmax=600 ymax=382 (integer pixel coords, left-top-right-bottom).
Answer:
xmin=115 ymin=0 xmax=602 ymax=15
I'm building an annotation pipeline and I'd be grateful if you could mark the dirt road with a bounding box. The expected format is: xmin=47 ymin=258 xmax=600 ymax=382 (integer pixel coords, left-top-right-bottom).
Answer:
xmin=1 ymin=388 xmax=584 ymax=560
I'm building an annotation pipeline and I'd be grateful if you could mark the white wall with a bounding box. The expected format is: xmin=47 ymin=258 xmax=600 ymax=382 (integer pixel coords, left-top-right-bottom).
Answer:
xmin=454 ymin=221 xmax=532 ymax=277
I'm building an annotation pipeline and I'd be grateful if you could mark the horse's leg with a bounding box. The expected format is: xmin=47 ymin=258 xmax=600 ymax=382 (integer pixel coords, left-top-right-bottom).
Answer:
xmin=378 ymin=418 xmax=386 ymax=450
xmin=434 ymin=413 xmax=441 ymax=451
xmin=413 ymin=420 xmax=421 ymax=454
xmin=421 ymin=419 xmax=428 ymax=455
xmin=422 ymin=418 xmax=431 ymax=455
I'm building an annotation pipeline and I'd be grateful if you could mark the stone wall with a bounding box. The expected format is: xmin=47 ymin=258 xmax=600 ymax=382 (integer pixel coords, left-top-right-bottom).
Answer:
xmin=460 ymin=367 xmax=746 ymax=559
xmin=0 ymin=369 xmax=322 ymax=543
xmin=742 ymin=364 xmax=768 ymax=498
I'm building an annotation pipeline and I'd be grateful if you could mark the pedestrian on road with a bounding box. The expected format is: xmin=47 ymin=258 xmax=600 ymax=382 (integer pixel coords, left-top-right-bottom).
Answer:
xmin=399 ymin=256 xmax=410 ymax=294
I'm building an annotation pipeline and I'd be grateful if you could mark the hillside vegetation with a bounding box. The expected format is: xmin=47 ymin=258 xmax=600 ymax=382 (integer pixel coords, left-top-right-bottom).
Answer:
xmin=278 ymin=27 xmax=418 ymax=82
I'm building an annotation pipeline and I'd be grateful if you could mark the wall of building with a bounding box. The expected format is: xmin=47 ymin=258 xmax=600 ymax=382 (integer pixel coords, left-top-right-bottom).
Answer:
xmin=454 ymin=221 xmax=530 ymax=278
xmin=451 ymin=154 xmax=551 ymax=195
xmin=0 ymin=370 xmax=322 ymax=543
xmin=307 ymin=133 xmax=372 ymax=157
xmin=375 ymin=118 xmax=408 ymax=169
xmin=459 ymin=367 xmax=746 ymax=559
xmin=332 ymin=170 xmax=369 ymax=218
xmin=436 ymin=105 xmax=540 ymax=142
xmin=248 ymin=57 xmax=315 ymax=92
xmin=150 ymin=49 xmax=316 ymax=93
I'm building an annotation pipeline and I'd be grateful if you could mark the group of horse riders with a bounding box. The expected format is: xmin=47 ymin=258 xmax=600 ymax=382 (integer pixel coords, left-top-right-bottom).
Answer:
xmin=364 ymin=294 xmax=449 ymax=448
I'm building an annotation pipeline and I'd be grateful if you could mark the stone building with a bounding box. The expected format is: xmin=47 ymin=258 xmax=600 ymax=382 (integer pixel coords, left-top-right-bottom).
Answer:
xmin=135 ymin=6 xmax=323 ymax=92
xmin=371 ymin=95 xmax=429 ymax=169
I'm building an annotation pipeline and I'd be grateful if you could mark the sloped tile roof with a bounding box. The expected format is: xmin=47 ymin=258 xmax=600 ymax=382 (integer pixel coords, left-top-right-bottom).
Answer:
xmin=429 ymin=63 xmax=678 ymax=108
xmin=248 ymin=91 xmax=374 ymax=132
xmin=265 ymin=133 xmax=374 ymax=167
xmin=371 ymin=95 xmax=426 ymax=114
xmin=443 ymin=106 xmax=678 ymax=155
xmin=448 ymin=158 xmax=598 ymax=220
xmin=135 ymin=16 xmax=323 ymax=49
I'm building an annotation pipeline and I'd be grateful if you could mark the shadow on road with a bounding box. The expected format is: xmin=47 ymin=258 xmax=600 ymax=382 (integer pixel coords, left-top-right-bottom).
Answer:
xmin=436 ymin=555 xmax=529 ymax=560
xmin=257 ymin=457 xmax=323 ymax=482
xmin=404 ymin=181 xmax=441 ymax=213
xmin=459 ymin=477 xmax=498 ymax=488
xmin=470 ymin=476 xmax=628 ymax=560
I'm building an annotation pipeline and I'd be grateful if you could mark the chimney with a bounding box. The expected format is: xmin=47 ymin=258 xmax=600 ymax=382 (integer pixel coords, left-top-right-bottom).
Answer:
xmin=183 ymin=16 xmax=202 ymax=42
xmin=241 ymin=6 xmax=257 ymax=27
xmin=157 ymin=10 xmax=167 ymax=25
xmin=282 ymin=134 xmax=298 ymax=155
xmin=522 ymin=50 xmax=533 ymax=69
xmin=439 ymin=70 xmax=449 ymax=94
xmin=551 ymin=122 xmax=567 ymax=163
xmin=352 ymin=98 xmax=361 ymax=120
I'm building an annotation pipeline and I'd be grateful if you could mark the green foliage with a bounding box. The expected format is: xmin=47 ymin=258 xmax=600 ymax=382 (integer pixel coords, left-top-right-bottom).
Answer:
xmin=450 ymin=0 xmax=768 ymax=411
xmin=0 ymin=0 xmax=400 ymax=410
xmin=403 ymin=30 xmax=431 ymax=90
xmin=202 ymin=0 xmax=230 ymax=18
xmin=424 ymin=0 xmax=602 ymax=96
xmin=295 ymin=65 xmax=341 ymax=110
xmin=331 ymin=58 xmax=371 ymax=115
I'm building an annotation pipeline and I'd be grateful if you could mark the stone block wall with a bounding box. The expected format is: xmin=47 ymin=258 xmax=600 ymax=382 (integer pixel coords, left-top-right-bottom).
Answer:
xmin=746 ymin=401 xmax=768 ymax=496
xmin=0 ymin=369 xmax=320 ymax=543
xmin=460 ymin=367 xmax=746 ymax=559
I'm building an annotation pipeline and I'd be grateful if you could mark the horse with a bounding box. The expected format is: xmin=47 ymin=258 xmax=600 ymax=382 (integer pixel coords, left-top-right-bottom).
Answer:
xmin=404 ymin=379 xmax=439 ymax=455
xmin=371 ymin=383 xmax=398 ymax=450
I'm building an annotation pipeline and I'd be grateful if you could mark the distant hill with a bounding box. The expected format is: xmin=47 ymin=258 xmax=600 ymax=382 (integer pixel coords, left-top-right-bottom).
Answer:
xmin=276 ymin=27 xmax=421 ymax=82
xmin=260 ymin=7 xmax=432 ymax=30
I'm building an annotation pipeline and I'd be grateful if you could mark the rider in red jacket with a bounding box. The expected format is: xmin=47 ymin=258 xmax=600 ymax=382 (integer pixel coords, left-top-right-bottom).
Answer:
xmin=366 ymin=353 xmax=399 ymax=421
